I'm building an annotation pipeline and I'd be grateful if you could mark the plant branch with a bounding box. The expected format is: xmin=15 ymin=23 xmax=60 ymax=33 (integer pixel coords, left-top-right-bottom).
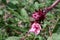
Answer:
xmin=43 ymin=0 xmax=60 ymax=14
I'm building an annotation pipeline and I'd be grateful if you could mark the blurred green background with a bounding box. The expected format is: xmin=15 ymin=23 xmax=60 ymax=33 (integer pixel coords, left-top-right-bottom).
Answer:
xmin=0 ymin=0 xmax=60 ymax=40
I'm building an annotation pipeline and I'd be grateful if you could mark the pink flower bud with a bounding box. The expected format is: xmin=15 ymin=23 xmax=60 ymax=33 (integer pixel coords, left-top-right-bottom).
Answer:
xmin=29 ymin=22 xmax=41 ymax=35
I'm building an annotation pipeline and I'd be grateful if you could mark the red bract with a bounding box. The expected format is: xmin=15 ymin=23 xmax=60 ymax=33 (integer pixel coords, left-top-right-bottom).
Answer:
xmin=38 ymin=9 xmax=45 ymax=21
xmin=32 ymin=9 xmax=45 ymax=21
xmin=29 ymin=22 xmax=41 ymax=35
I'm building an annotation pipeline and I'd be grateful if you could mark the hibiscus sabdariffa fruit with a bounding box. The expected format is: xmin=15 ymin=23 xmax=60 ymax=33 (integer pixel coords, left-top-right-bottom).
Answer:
xmin=29 ymin=22 xmax=41 ymax=35
xmin=32 ymin=9 xmax=45 ymax=21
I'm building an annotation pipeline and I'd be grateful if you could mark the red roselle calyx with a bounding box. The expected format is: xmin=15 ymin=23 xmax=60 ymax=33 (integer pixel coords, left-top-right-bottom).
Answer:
xmin=29 ymin=22 xmax=41 ymax=35
xmin=32 ymin=9 xmax=45 ymax=21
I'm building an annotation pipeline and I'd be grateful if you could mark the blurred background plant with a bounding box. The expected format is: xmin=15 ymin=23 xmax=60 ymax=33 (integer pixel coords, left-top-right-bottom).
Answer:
xmin=0 ymin=0 xmax=60 ymax=40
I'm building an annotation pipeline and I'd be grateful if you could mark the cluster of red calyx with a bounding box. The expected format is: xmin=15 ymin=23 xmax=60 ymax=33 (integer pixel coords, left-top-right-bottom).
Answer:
xmin=32 ymin=9 xmax=45 ymax=21
xmin=29 ymin=0 xmax=60 ymax=35
xmin=28 ymin=9 xmax=45 ymax=35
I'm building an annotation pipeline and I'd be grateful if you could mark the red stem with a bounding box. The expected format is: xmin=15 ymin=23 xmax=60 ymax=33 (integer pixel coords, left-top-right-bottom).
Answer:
xmin=43 ymin=0 xmax=60 ymax=14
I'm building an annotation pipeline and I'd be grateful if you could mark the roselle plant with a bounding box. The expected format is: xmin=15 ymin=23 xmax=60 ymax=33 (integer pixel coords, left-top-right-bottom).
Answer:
xmin=0 ymin=0 xmax=60 ymax=40
xmin=29 ymin=0 xmax=60 ymax=35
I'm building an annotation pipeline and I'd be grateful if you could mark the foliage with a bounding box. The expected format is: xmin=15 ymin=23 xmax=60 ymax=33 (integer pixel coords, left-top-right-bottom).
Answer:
xmin=0 ymin=0 xmax=60 ymax=40
xmin=5 ymin=36 xmax=20 ymax=40
xmin=47 ymin=33 xmax=60 ymax=40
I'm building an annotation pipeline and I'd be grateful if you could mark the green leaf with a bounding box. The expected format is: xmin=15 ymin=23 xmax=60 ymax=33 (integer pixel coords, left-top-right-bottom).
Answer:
xmin=53 ymin=19 xmax=60 ymax=33
xmin=27 ymin=0 xmax=34 ymax=4
xmin=7 ymin=3 xmax=18 ymax=10
xmin=20 ymin=8 xmax=29 ymax=22
xmin=39 ymin=3 xmax=45 ymax=8
xmin=42 ymin=20 xmax=50 ymax=28
xmin=34 ymin=2 xmax=39 ymax=10
xmin=0 ymin=10 xmax=3 ymax=15
xmin=0 ymin=29 xmax=8 ymax=40
xmin=46 ymin=12 xmax=54 ymax=20
xmin=0 ymin=30 xmax=3 ymax=40
xmin=35 ymin=35 xmax=43 ymax=40
xmin=20 ymin=8 xmax=28 ymax=17
xmin=5 ymin=36 xmax=20 ymax=40
xmin=10 ymin=0 xmax=19 ymax=5
xmin=29 ymin=5 xmax=35 ymax=12
xmin=20 ymin=0 xmax=28 ymax=6
xmin=47 ymin=33 xmax=60 ymax=40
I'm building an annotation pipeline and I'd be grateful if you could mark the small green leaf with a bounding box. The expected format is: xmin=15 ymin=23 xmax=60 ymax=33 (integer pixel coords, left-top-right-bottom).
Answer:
xmin=46 ymin=12 xmax=54 ymax=20
xmin=34 ymin=2 xmax=39 ymax=10
xmin=47 ymin=33 xmax=60 ymax=40
xmin=0 ymin=10 xmax=3 ymax=15
xmin=28 ymin=0 xmax=34 ymax=4
xmin=53 ymin=19 xmax=60 ymax=33
xmin=35 ymin=36 xmax=43 ymax=40
xmin=0 ymin=30 xmax=3 ymax=40
xmin=20 ymin=8 xmax=29 ymax=22
xmin=0 ymin=29 xmax=8 ymax=40
xmin=42 ymin=21 xmax=50 ymax=28
xmin=5 ymin=36 xmax=20 ymax=40
xmin=10 ymin=0 xmax=19 ymax=5
xmin=39 ymin=3 xmax=45 ymax=8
